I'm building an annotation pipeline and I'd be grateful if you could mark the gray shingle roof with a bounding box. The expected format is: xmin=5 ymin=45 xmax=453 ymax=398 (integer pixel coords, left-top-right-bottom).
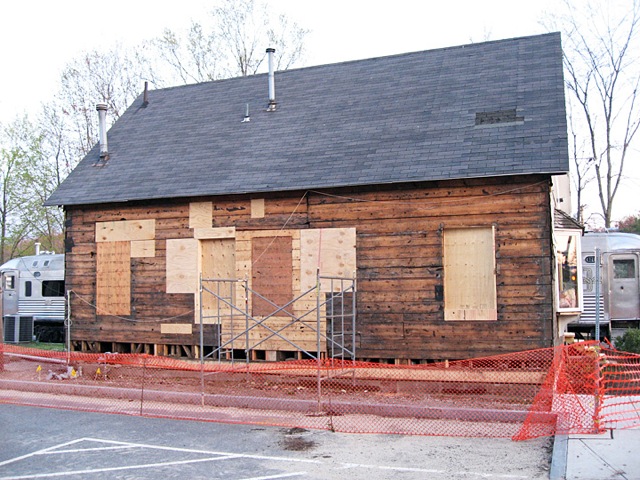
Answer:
xmin=45 ymin=32 xmax=568 ymax=207
xmin=554 ymin=209 xmax=584 ymax=230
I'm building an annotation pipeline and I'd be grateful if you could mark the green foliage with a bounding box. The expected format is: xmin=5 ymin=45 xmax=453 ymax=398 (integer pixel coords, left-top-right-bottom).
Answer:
xmin=617 ymin=214 xmax=640 ymax=234
xmin=23 ymin=342 xmax=65 ymax=352
xmin=0 ymin=116 xmax=65 ymax=263
xmin=615 ymin=329 xmax=640 ymax=354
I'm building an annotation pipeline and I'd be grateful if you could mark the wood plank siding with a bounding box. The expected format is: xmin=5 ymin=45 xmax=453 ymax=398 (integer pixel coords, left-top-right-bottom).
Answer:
xmin=63 ymin=175 xmax=553 ymax=360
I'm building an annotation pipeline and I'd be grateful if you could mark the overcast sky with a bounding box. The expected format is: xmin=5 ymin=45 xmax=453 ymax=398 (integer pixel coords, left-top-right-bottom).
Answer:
xmin=0 ymin=0 xmax=556 ymax=121
xmin=0 ymin=0 xmax=637 ymax=224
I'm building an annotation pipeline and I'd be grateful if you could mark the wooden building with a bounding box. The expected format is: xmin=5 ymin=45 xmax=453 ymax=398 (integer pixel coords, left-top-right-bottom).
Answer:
xmin=46 ymin=33 xmax=569 ymax=362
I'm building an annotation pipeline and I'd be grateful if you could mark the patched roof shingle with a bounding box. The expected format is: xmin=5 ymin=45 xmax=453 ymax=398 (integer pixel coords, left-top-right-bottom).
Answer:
xmin=46 ymin=32 xmax=568 ymax=207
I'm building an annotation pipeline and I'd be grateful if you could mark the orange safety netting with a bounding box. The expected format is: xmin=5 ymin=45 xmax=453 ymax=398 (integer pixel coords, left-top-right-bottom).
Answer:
xmin=1 ymin=341 xmax=639 ymax=440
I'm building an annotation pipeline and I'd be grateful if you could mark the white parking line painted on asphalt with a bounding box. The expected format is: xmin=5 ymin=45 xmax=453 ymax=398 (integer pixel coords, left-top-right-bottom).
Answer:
xmin=338 ymin=462 xmax=531 ymax=479
xmin=0 ymin=436 xmax=537 ymax=480
xmin=0 ymin=437 xmax=319 ymax=480
xmin=0 ymin=456 xmax=242 ymax=480
xmin=339 ymin=462 xmax=445 ymax=473
xmin=80 ymin=437 xmax=323 ymax=464
xmin=39 ymin=445 xmax=139 ymax=455
xmin=238 ymin=474 xmax=308 ymax=480
xmin=0 ymin=439 xmax=86 ymax=469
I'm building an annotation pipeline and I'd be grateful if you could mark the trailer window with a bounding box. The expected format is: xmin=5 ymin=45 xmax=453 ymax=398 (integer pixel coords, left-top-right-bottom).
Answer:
xmin=25 ymin=281 xmax=32 ymax=297
xmin=614 ymin=259 xmax=635 ymax=279
xmin=4 ymin=275 xmax=15 ymax=290
xmin=42 ymin=280 xmax=65 ymax=297
xmin=556 ymin=232 xmax=580 ymax=310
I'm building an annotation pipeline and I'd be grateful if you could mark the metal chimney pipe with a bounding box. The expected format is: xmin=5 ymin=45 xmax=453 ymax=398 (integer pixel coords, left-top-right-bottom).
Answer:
xmin=266 ymin=48 xmax=276 ymax=111
xmin=35 ymin=242 xmax=41 ymax=256
xmin=96 ymin=103 xmax=108 ymax=157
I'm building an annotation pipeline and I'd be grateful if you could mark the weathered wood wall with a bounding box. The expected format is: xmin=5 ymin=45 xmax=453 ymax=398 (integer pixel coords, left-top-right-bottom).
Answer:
xmin=306 ymin=176 xmax=553 ymax=359
xmin=64 ymin=174 xmax=553 ymax=360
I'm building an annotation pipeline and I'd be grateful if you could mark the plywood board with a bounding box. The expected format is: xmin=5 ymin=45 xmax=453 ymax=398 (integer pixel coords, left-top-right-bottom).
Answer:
xmin=131 ymin=240 xmax=155 ymax=258
xmin=201 ymin=238 xmax=236 ymax=279
xmin=251 ymin=198 xmax=265 ymax=218
xmin=96 ymin=219 xmax=155 ymax=243
xmin=443 ymin=227 xmax=497 ymax=321
xmin=160 ymin=323 xmax=193 ymax=334
xmin=300 ymin=228 xmax=356 ymax=291
xmin=200 ymin=238 xmax=236 ymax=320
xmin=96 ymin=241 xmax=131 ymax=316
xmin=194 ymin=226 xmax=235 ymax=239
xmin=252 ymin=236 xmax=293 ymax=316
xmin=166 ymin=238 xmax=198 ymax=293
xmin=189 ymin=202 xmax=212 ymax=229
xmin=221 ymin=316 xmax=325 ymax=352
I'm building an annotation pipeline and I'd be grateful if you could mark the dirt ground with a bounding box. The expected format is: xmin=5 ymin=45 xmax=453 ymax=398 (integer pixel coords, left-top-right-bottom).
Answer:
xmin=1 ymin=352 xmax=544 ymax=440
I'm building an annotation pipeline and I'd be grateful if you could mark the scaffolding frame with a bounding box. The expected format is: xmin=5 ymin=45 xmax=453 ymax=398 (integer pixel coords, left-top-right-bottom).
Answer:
xmin=198 ymin=272 xmax=356 ymax=367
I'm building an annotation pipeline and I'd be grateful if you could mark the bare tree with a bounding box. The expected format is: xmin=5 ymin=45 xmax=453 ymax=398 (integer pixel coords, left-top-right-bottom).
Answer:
xmin=266 ymin=12 xmax=309 ymax=71
xmin=155 ymin=0 xmax=309 ymax=84
xmin=39 ymin=101 xmax=76 ymax=187
xmin=555 ymin=0 xmax=640 ymax=228
xmin=0 ymin=0 xmax=309 ymax=265
xmin=214 ymin=0 xmax=268 ymax=77
xmin=0 ymin=45 xmax=160 ymax=262
xmin=566 ymin=104 xmax=595 ymax=224
xmin=57 ymin=43 xmax=160 ymax=157
xmin=155 ymin=24 xmax=225 ymax=83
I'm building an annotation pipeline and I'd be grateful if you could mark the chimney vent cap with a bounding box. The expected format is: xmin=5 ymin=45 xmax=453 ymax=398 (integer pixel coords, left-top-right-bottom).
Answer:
xmin=266 ymin=48 xmax=276 ymax=110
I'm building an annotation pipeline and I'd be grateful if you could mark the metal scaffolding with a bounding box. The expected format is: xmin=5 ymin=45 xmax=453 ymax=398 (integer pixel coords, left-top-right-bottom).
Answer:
xmin=198 ymin=272 xmax=356 ymax=366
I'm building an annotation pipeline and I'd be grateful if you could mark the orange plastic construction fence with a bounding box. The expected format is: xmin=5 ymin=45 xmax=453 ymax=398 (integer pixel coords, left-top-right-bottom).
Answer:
xmin=1 ymin=341 xmax=639 ymax=440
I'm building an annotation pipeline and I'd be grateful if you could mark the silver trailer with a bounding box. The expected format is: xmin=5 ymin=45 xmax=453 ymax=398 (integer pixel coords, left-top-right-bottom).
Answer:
xmin=1 ymin=252 xmax=65 ymax=343
xmin=573 ymin=232 xmax=640 ymax=340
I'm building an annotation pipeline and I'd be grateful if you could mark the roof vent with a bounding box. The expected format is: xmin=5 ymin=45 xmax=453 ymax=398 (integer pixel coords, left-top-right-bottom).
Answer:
xmin=142 ymin=81 xmax=149 ymax=107
xmin=475 ymin=109 xmax=523 ymax=126
xmin=242 ymin=103 xmax=251 ymax=122
xmin=266 ymin=48 xmax=276 ymax=111
xmin=96 ymin=103 xmax=109 ymax=160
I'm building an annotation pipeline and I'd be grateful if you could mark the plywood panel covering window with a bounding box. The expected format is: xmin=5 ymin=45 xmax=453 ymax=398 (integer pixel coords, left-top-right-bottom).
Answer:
xmin=252 ymin=236 xmax=293 ymax=316
xmin=96 ymin=241 xmax=131 ymax=316
xmin=300 ymin=228 xmax=356 ymax=292
xmin=443 ymin=227 xmax=497 ymax=321
xmin=200 ymin=238 xmax=236 ymax=319
xmin=166 ymin=239 xmax=198 ymax=293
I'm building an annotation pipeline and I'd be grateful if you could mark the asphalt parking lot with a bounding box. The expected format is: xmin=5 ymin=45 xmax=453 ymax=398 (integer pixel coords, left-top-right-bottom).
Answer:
xmin=0 ymin=404 xmax=552 ymax=480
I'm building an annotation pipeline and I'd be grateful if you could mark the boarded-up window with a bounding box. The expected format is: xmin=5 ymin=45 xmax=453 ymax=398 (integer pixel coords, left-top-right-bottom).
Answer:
xmin=166 ymin=239 xmax=198 ymax=293
xmin=200 ymin=238 xmax=236 ymax=319
xmin=443 ymin=227 xmax=497 ymax=321
xmin=300 ymin=228 xmax=356 ymax=292
xmin=96 ymin=241 xmax=131 ymax=316
xmin=252 ymin=236 xmax=293 ymax=316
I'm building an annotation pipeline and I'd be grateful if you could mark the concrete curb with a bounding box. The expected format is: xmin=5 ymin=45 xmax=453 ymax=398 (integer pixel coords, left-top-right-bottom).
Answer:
xmin=0 ymin=379 xmax=540 ymax=422
xmin=549 ymin=434 xmax=568 ymax=480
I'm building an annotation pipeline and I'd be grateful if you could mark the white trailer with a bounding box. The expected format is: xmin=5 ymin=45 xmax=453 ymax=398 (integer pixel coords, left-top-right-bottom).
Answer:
xmin=572 ymin=232 xmax=640 ymax=340
xmin=1 ymin=252 xmax=65 ymax=343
